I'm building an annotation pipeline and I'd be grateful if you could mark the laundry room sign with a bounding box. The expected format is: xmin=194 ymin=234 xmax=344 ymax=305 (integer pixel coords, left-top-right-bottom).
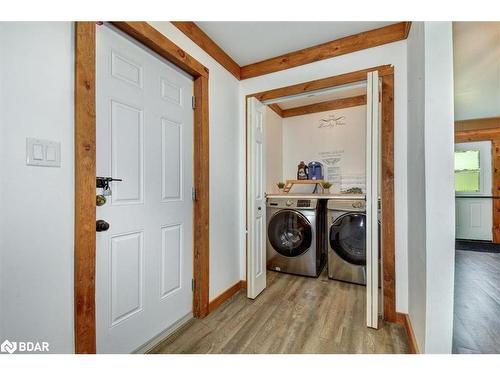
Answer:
xmin=318 ymin=114 xmax=346 ymax=128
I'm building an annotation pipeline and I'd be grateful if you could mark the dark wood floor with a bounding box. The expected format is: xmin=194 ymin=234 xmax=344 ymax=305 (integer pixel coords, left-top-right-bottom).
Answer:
xmin=150 ymin=270 xmax=409 ymax=354
xmin=453 ymin=249 xmax=500 ymax=354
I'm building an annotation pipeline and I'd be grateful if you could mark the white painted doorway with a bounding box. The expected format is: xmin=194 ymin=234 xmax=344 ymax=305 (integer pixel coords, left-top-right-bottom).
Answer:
xmin=455 ymin=141 xmax=493 ymax=241
xmin=95 ymin=24 xmax=194 ymax=353
xmin=246 ymin=97 xmax=267 ymax=299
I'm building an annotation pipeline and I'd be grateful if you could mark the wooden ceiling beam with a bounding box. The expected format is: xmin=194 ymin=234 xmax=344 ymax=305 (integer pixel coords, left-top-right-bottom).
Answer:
xmin=170 ymin=22 xmax=410 ymax=81
xmin=171 ymin=21 xmax=241 ymax=79
xmin=281 ymin=95 xmax=367 ymax=118
xmin=240 ymin=22 xmax=411 ymax=79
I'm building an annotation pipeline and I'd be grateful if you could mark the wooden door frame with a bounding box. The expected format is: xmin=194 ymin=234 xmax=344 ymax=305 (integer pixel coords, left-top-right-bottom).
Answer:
xmin=455 ymin=128 xmax=500 ymax=243
xmin=75 ymin=21 xmax=210 ymax=354
xmin=245 ymin=65 xmax=398 ymax=323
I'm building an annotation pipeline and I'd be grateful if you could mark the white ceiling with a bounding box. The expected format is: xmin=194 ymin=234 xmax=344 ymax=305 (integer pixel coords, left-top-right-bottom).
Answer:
xmin=453 ymin=22 xmax=500 ymax=121
xmin=195 ymin=22 xmax=397 ymax=66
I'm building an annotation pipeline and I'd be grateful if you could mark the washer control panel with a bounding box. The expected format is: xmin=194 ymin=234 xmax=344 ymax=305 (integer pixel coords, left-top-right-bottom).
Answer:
xmin=267 ymin=198 xmax=317 ymax=209
xmin=296 ymin=199 xmax=311 ymax=208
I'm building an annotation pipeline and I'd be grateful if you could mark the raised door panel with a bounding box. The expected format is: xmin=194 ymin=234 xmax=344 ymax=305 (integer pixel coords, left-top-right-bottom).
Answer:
xmin=469 ymin=203 xmax=482 ymax=228
xmin=254 ymin=215 xmax=263 ymax=278
xmin=160 ymin=224 xmax=182 ymax=299
xmin=110 ymin=231 xmax=144 ymax=326
xmin=111 ymin=100 xmax=144 ymax=205
xmin=111 ymin=50 xmax=143 ymax=88
xmin=160 ymin=77 xmax=183 ymax=106
xmin=255 ymin=141 xmax=263 ymax=200
xmin=161 ymin=118 xmax=183 ymax=202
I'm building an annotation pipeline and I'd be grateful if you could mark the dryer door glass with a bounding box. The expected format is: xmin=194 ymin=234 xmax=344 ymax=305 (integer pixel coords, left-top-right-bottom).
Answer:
xmin=268 ymin=210 xmax=312 ymax=257
xmin=330 ymin=213 xmax=366 ymax=266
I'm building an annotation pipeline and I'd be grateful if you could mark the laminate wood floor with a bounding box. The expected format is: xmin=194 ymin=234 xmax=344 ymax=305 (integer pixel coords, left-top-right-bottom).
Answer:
xmin=150 ymin=270 xmax=409 ymax=354
xmin=453 ymin=250 xmax=500 ymax=354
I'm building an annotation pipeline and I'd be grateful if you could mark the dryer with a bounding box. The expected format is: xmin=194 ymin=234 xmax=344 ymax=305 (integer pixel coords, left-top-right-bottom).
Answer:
xmin=327 ymin=197 xmax=380 ymax=285
xmin=266 ymin=198 xmax=326 ymax=277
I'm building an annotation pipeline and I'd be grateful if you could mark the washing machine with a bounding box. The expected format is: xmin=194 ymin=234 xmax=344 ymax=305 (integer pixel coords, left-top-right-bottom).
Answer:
xmin=327 ymin=197 xmax=381 ymax=285
xmin=266 ymin=197 xmax=326 ymax=277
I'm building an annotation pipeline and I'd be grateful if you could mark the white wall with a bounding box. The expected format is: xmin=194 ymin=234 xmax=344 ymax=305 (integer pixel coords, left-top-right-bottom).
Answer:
xmin=282 ymin=106 xmax=366 ymax=193
xmin=407 ymin=22 xmax=456 ymax=354
xmin=406 ymin=21 xmax=428 ymax=352
xmin=0 ymin=21 xmax=241 ymax=353
xmin=264 ymin=107 xmax=283 ymax=194
xmin=453 ymin=22 xmax=500 ymax=121
xmin=422 ymin=22 xmax=455 ymax=354
xmin=0 ymin=22 xmax=75 ymax=353
xmin=239 ymin=41 xmax=409 ymax=313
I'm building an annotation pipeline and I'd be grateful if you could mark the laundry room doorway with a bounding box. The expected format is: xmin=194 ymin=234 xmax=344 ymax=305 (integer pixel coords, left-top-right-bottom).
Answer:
xmin=245 ymin=66 xmax=396 ymax=328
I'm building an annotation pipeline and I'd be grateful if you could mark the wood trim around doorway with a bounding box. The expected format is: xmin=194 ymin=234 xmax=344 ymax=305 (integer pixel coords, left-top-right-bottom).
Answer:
xmin=74 ymin=21 xmax=210 ymax=354
xmin=245 ymin=65 xmax=398 ymax=323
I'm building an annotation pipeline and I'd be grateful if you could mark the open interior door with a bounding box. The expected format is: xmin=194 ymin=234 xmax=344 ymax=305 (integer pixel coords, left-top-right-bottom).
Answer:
xmin=366 ymin=71 xmax=380 ymax=329
xmin=247 ymin=97 xmax=267 ymax=299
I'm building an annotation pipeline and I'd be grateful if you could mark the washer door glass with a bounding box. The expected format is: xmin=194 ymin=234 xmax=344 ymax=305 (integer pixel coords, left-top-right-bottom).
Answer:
xmin=330 ymin=213 xmax=366 ymax=266
xmin=268 ymin=210 xmax=312 ymax=257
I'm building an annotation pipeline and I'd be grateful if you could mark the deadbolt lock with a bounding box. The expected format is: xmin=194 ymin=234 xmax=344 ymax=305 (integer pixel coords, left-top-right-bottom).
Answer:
xmin=96 ymin=195 xmax=107 ymax=206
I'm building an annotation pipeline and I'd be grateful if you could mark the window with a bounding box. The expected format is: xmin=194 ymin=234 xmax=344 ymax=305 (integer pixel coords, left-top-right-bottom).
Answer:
xmin=455 ymin=150 xmax=480 ymax=192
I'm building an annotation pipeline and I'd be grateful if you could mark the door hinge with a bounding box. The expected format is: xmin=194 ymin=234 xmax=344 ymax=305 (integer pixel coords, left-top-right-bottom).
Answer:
xmin=191 ymin=279 xmax=195 ymax=291
xmin=192 ymin=187 xmax=197 ymax=201
xmin=192 ymin=96 xmax=196 ymax=110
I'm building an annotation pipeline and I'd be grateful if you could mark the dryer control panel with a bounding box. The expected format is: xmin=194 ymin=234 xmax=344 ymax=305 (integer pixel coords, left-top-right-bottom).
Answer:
xmin=327 ymin=198 xmax=366 ymax=212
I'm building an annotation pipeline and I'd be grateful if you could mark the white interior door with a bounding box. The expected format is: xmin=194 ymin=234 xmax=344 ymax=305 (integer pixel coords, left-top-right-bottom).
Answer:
xmin=455 ymin=141 xmax=492 ymax=241
xmin=366 ymin=71 xmax=380 ymax=329
xmin=96 ymin=24 xmax=194 ymax=353
xmin=247 ymin=97 xmax=267 ymax=299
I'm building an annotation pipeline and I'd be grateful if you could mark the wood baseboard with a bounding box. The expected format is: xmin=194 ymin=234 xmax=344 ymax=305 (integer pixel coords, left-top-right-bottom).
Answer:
xmin=208 ymin=280 xmax=246 ymax=313
xmin=397 ymin=313 xmax=420 ymax=354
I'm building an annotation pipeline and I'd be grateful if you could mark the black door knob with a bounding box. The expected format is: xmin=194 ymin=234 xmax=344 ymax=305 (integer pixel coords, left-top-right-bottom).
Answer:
xmin=96 ymin=219 xmax=110 ymax=232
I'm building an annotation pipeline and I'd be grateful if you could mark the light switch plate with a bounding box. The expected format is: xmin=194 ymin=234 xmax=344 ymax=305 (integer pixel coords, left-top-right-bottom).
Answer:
xmin=26 ymin=138 xmax=61 ymax=167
